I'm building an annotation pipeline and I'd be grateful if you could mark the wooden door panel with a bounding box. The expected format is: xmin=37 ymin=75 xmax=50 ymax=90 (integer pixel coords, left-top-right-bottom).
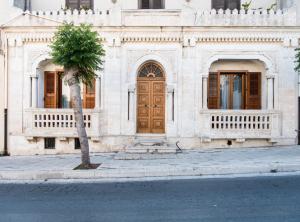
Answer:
xmin=138 ymin=106 xmax=149 ymax=117
xmin=137 ymin=81 xmax=151 ymax=133
xmin=153 ymin=95 xmax=164 ymax=106
xmin=150 ymin=81 xmax=165 ymax=133
xmin=153 ymin=107 xmax=164 ymax=117
xmin=151 ymin=119 xmax=165 ymax=133
xmin=137 ymin=77 xmax=165 ymax=134
xmin=152 ymin=82 xmax=164 ymax=93
xmin=138 ymin=82 xmax=150 ymax=93
xmin=138 ymin=94 xmax=150 ymax=105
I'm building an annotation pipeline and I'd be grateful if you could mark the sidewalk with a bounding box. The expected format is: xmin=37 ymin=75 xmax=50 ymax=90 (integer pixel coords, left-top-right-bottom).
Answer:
xmin=1 ymin=146 xmax=300 ymax=181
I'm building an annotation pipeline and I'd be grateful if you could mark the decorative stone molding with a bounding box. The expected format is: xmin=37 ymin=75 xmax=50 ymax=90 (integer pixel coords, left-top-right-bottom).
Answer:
xmin=122 ymin=36 xmax=182 ymax=43
xmin=197 ymin=36 xmax=283 ymax=43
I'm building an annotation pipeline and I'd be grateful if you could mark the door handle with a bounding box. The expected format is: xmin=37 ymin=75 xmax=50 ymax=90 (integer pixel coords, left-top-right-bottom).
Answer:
xmin=145 ymin=104 xmax=149 ymax=108
xmin=154 ymin=105 xmax=158 ymax=108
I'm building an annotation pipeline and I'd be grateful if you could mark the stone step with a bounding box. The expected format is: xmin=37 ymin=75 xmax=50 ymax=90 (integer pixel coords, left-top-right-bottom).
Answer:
xmin=126 ymin=146 xmax=177 ymax=154
xmin=114 ymin=153 xmax=178 ymax=160
xmin=134 ymin=137 xmax=167 ymax=146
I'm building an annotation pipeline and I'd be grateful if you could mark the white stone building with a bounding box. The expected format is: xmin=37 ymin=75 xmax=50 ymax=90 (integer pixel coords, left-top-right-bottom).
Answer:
xmin=0 ymin=0 xmax=299 ymax=155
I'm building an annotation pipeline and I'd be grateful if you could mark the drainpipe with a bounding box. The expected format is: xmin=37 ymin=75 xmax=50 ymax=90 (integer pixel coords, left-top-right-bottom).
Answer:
xmin=3 ymin=33 xmax=8 ymax=156
xmin=298 ymin=72 xmax=300 ymax=145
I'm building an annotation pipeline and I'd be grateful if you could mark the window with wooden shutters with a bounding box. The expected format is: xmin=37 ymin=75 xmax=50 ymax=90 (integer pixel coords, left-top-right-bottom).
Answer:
xmin=138 ymin=0 xmax=164 ymax=9
xmin=83 ymin=79 xmax=96 ymax=109
xmin=211 ymin=0 xmax=240 ymax=10
xmin=208 ymin=71 xmax=261 ymax=110
xmin=44 ymin=72 xmax=63 ymax=109
xmin=246 ymin=72 xmax=261 ymax=110
xmin=66 ymin=0 xmax=93 ymax=10
xmin=208 ymin=73 xmax=220 ymax=109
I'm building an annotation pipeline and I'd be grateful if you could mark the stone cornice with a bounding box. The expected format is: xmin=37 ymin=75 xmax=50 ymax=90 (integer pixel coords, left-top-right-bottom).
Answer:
xmin=3 ymin=31 xmax=299 ymax=46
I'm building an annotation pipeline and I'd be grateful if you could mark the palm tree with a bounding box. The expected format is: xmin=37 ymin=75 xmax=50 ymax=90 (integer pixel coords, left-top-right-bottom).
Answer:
xmin=50 ymin=23 xmax=105 ymax=168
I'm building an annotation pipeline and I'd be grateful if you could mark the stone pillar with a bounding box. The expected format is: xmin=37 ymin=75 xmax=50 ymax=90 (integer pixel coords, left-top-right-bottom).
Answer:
xmin=167 ymin=85 xmax=175 ymax=122
xmin=128 ymin=85 xmax=135 ymax=121
xmin=95 ymin=75 xmax=101 ymax=109
xmin=31 ymin=76 xmax=38 ymax=108
xmin=202 ymin=76 xmax=208 ymax=109
xmin=267 ymin=76 xmax=274 ymax=110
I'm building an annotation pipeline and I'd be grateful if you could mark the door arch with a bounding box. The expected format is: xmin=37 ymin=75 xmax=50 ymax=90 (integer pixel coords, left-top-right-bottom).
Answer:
xmin=137 ymin=62 xmax=165 ymax=134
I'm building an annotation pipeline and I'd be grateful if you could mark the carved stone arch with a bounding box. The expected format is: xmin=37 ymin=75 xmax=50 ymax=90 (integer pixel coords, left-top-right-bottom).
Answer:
xmin=137 ymin=61 xmax=165 ymax=78
xmin=204 ymin=53 xmax=276 ymax=76
xmin=31 ymin=53 xmax=52 ymax=76
xmin=129 ymin=54 xmax=173 ymax=84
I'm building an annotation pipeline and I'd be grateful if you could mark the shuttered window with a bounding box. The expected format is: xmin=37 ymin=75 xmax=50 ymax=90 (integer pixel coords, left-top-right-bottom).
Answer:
xmin=212 ymin=0 xmax=240 ymax=10
xmin=44 ymin=72 xmax=63 ymax=109
xmin=208 ymin=72 xmax=261 ymax=110
xmin=139 ymin=0 xmax=164 ymax=9
xmin=208 ymin=73 xmax=220 ymax=109
xmin=83 ymin=79 xmax=96 ymax=109
xmin=246 ymin=72 xmax=261 ymax=110
xmin=66 ymin=0 xmax=93 ymax=10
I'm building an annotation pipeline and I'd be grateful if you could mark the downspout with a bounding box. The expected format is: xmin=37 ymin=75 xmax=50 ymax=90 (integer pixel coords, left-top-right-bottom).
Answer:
xmin=3 ymin=32 xmax=8 ymax=155
xmin=298 ymin=71 xmax=300 ymax=145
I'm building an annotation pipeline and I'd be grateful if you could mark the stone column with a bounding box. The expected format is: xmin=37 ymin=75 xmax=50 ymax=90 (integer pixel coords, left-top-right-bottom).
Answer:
xmin=267 ymin=75 xmax=274 ymax=110
xmin=95 ymin=75 xmax=101 ymax=109
xmin=167 ymin=85 xmax=175 ymax=122
xmin=31 ymin=76 xmax=38 ymax=108
xmin=202 ymin=76 xmax=208 ymax=109
xmin=128 ymin=85 xmax=135 ymax=121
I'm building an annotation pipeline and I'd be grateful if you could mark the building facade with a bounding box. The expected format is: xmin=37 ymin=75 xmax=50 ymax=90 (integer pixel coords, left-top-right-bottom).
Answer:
xmin=0 ymin=0 xmax=299 ymax=155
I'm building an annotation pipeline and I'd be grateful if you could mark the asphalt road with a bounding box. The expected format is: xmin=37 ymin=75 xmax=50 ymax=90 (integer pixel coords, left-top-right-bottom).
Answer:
xmin=0 ymin=176 xmax=300 ymax=222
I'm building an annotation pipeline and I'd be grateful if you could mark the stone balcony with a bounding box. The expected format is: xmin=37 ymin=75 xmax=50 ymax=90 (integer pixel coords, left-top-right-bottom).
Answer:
xmin=24 ymin=8 xmax=296 ymax=27
xmin=24 ymin=108 xmax=103 ymax=141
xmin=199 ymin=110 xmax=281 ymax=142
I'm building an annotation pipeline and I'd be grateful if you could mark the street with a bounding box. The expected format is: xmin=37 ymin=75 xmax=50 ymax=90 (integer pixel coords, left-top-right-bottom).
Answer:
xmin=0 ymin=176 xmax=300 ymax=222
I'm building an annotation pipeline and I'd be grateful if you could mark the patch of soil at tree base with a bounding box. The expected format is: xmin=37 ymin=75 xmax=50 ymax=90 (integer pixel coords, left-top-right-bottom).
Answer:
xmin=74 ymin=163 xmax=101 ymax=170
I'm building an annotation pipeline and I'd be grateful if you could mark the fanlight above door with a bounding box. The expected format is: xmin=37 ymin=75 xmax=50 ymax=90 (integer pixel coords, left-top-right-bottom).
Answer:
xmin=138 ymin=62 xmax=164 ymax=78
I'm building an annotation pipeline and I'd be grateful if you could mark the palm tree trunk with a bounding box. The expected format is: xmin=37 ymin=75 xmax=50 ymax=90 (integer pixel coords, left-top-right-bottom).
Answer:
xmin=65 ymin=69 xmax=91 ymax=166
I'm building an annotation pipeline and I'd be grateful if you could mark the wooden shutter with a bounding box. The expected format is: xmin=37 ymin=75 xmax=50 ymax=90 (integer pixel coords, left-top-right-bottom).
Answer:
xmin=246 ymin=72 xmax=261 ymax=110
xmin=139 ymin=0 xmax=150 ymax=9
xmin=66 ymin=0 xmax=78 ymax=9
xmin=83 ymin=79 xmax=96 ymax=109
xmin=208 ymin=72 xmax=220 ymax=109
xmin=44 ymin=72 xmax=58 ymax=109
xmin=212 ymin=0 xmax=225 ymax=10
xmin=79 ymin=0 xmax=93 ymax=9
xmin=227 ymin=0 xmax=240 ymax=10
xmin=153 ymin=0 xmax=163 ymax=9
xmin=66 ymin=0 xmax=93 ymax=10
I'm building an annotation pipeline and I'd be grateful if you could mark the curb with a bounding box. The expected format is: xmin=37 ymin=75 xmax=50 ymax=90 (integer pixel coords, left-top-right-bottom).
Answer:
xmin=1 ymin=163 xmax=300 ymax=181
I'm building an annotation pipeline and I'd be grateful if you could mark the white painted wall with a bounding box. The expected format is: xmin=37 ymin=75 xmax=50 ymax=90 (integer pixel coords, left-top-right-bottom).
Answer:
xmin=0 ymin=0 xmax=22 ymax=25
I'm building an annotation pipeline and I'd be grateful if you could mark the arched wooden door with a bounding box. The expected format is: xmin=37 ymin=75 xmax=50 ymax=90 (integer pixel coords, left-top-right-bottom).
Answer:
xmin=137 ymin=62 xmax=165 ymax=134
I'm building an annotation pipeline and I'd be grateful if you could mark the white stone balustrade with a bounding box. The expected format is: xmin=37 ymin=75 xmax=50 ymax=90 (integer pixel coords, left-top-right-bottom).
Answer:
xmin=199 ymin=110 xmax=281 ymax=140
xmin=24 ymin=108 xmax=103 ymax=138
xmin=25 ymin=8 xmax=296 ymax=27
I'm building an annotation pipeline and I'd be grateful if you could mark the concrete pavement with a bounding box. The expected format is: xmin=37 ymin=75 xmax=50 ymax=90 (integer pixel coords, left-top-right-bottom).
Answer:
xmin=1 ymin=146 xmax=300 ymax=181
